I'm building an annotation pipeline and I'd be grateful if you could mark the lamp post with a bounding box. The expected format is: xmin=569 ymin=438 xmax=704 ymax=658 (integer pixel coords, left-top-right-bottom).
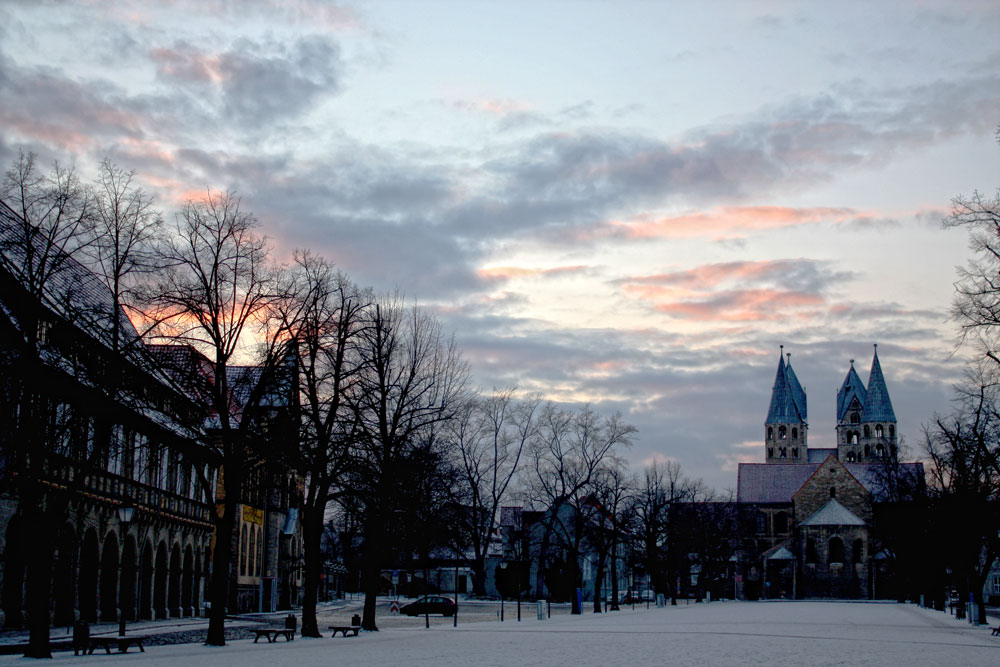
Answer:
xmin=499 ymin=562 xmax=506 ymax=621
xmin=117 ymin=505 xmax=135 ymax=637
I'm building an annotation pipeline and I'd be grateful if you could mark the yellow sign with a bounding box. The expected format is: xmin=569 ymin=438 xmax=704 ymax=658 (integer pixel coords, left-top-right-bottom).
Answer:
xmin=242 ymin=506 xmax=264 ymax=525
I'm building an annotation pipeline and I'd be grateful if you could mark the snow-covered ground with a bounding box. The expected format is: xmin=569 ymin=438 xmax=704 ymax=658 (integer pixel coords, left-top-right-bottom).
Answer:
xmin=3 ymin=601 xmax=997 ymax=666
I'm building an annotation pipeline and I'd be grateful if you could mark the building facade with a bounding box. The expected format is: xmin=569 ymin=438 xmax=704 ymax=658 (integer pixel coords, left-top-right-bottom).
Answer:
xmin=737 ymin=346 xmax=923 ymax=600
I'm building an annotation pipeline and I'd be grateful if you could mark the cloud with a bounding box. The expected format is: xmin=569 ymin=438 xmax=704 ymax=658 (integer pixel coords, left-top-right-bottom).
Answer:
xmin=477 ymin=264 xmax=589 ymax=282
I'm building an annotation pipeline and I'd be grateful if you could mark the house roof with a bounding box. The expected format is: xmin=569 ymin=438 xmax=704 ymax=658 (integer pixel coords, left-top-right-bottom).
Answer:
xmin=836 ymin=361 xmax=867 ymax=423
xmin=767 ymin=546 xmax=796 ymax=560
xmin=800 ymin=498 xmax=866 ymax=526
xmin=861 ymin=345 xmax=896 ymax=423
xmin=766 ymin=349 xmax=805 ymax=425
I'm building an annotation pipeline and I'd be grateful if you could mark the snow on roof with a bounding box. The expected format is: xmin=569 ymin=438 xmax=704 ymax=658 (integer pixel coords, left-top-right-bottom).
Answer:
xmin=800 ymin=498 xmax=866 ymax=526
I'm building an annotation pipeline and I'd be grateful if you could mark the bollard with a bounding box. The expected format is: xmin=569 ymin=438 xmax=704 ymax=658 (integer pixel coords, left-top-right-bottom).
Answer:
xmin=537 ymin=600 xmax=545 ymax=620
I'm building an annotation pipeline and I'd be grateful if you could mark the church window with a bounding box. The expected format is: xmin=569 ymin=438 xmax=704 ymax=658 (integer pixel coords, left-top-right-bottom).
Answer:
xmin=778 ymin=447 xmax=787 ymax=458
xmin=850 ymin=432 xmax=859 ymax=445
xmin=778 ymin=426 xmax=786 ymax=440
xmin=829 ymin=538 xmax=844 ymax=564
xmin=863 ymin=425 xmax=870 ymax=438
xmin=768 ymin=448 xmax=773 ymax=458
xmin=791 ymin=427 xmax=798 ymax=439
xmin=774 ymin=512 xmax=788 ymax=534
xmin=767 ymin=427 xmax=773 ymax=441
xmin=846 ymin=452 xmax=856 ymax=463
xmin=876 ymin=444 xmax=885 ymax=457
xmin=864 ymin=444 xmax=870 ymax=457
xmin=853 ymin=539 xmax=864 ymax=563
xmin=875 ymin=425 xmax=883 ymax=438
xmin=889 ymin=425 xmax=895 ymax=438
xmin=829 ymin=487 xmax=836 ymax=498
xmin=791 ymin=447 xmax=798 ymax=458
xmin=850 ymin=413 xmax=860 ymax=424
xmin=806 ymin=538 xmax=818 ymax=564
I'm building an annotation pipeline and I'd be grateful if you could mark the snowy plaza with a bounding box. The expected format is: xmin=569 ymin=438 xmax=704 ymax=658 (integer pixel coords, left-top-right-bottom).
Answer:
xmin=1 ymin=601 xmax=997 ymax=667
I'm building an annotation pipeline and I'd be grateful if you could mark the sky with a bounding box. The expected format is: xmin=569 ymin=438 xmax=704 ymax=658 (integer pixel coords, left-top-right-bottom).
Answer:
xmin=1 ymin=0 xmax=999 ymax=491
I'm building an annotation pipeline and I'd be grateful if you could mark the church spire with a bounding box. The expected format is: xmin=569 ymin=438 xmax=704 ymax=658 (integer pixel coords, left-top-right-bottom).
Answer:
xmin=836 ymin=358 xmax=867 ymax=423
xmin=784 ymin=352 xmax=807 ymax=421
xmin=861 ymin=344 xmax=896 ymax=423
xmin=766 ymin=346 xmax=804 ymax=425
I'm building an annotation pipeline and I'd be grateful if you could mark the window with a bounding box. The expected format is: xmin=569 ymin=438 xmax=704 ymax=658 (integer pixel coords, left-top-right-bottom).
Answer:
xmin=992 ymin=575 xmax=1000 ymax=596
xmin=774 ymin=512 xmax=788 ymax=534
xmin=889 ymin=425 xmax=895 ymax=438
xmin=864 ymin=444 xmax=870 ymax=457
xmin=767 ymin=427 xmax=773 ymax=441
xmin=829 ymin=487 xmax=836 ymax=498
xmin=806 ymin=538 xmax=818 ymax=564
xmin=850 ymin=413 xmax=860 ymax=424
xmin=779 ymin=447 xmax=787 ymax=458
xmin=778 ymin=426 xmax=786 ymax=440
xmin=876 ymin=444 xmax=885 ymax=457
xmin=864 ymin=425 xmax=870 ymax=438
xmin=249 ymin=528 xmax=256 ymax=577
xmin=829 ymin=538 xmax=844 ymax=564
xmin=875 ymin=425 xmax=884 ymax=438
xmin=846 ymin=452 xmax=857 ymax=462
xmin=792 ymin=428 xmax=798 ymax=440
xmin=791 ymin=447 xmax=798 ymax=458
xmin=240 ymin=525 xmax=248 ymax=576
xmin=768 ymin=448 xmax=774 ymax=458
xmin=851 ymin=432 xmax=859 ymax=445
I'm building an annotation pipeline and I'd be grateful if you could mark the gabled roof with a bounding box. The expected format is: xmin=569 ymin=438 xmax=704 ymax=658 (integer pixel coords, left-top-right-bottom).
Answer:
xmin=861 ymin=345 xmax=896 ymax=423
xmin=766 ymin=349 xmax=805 ymax=425
xmin=800 ymin=498 xmax=866 ymax=526
xmin=836 ymin=361 xmax=867 ymax=422
xmin=767 ymin=546 xmax=796 ymax=560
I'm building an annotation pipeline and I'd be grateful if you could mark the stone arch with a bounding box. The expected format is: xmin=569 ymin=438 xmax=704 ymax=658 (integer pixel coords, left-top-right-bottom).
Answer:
xmin=139 ymin=541 xmax=154 ymax=620
xmin=154 ymin=541 xmax=168 ymax=619
xmin=182 ymin=545 xmax=194 ymax=616
xmin=120 ymin=535 xmax=138 ymax=622
xmin=828 ymin=537 xmax=844 ymax=564
xmin=100 ymin=531 xmax=119 ymax=621
xmin=53 ymin=523 xmax=76 ymax=627
xmin=79 ymin=528 xmax=100 ymax=622
xmin=168 ymin=543 xmax=182 ymax=617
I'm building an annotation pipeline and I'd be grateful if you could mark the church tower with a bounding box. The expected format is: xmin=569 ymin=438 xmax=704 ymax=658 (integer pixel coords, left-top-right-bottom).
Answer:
xmin=836 ymin=359 xmax=867 ymax=462
xmin=858 ymin=344 xmax=897 ymax=461
xmin=765 ymin=346 xmax=808 ymax=463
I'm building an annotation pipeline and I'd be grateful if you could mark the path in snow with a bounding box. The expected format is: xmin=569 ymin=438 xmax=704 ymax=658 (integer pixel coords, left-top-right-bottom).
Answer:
xmin=4 ymin=601 xmax=997 ymax=666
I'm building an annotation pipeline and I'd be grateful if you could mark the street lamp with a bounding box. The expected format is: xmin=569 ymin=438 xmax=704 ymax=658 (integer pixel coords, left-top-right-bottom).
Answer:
xmin=116 ymin=505 xmax=135 ymax=637
xmin=499 ymin=562 xmax=506 ymax=622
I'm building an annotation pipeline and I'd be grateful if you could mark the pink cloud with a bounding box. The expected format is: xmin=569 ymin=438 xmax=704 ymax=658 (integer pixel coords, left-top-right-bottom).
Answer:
xmin=652 ymin=288 xmax=824 ymax=321
xmin=449 ymin=98 xmax=533 ymax=116
xmin=151 ymin=47 xmax=225 ymax=83
xmin=478 ymin=264 xmax=588 ymax=281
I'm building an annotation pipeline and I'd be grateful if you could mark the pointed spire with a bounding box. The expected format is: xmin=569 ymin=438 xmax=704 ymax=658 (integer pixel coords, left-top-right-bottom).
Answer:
xmin=837 ymin=358 xmax=867 ymax=422
xmin=861 ymin=344 xmax=896 ymax=422
xmin=784 ymin=352 xmax=807 ymax=420
xmin=766 ymin=346 xmax=804 ymax=424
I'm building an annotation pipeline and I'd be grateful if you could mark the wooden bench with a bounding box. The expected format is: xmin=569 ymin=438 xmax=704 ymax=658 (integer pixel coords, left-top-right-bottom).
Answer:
xmin=328 ymin=625 xmax=361 ymax=637
xmin=253 ymin=629 xmax=295 ymax=643
xmin=83 ymin=637 xmax=145 ymax=655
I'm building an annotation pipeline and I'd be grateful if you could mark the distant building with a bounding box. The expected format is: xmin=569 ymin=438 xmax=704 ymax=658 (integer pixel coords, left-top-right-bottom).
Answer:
xmin=736 ymin=346 xmax=923 ymax=600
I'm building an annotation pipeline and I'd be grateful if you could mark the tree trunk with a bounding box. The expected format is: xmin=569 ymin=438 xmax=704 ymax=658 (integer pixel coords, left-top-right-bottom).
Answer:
xmin=609 ymin=540 xmax=620 ymax=611
xmin=592 ymin=556 xmax=605 ymax=613
xmin=22 ymin=487 xmax=56 ymax=659
xmin=205 ymin=499 xmax=237 ymax=646
xmin=471 ymin=555 xmax=487 ymax=598
xmin=360 ymin=514 xmax=383 ymax=631
xmin=300 ymin=503 xmax=324 ymax=637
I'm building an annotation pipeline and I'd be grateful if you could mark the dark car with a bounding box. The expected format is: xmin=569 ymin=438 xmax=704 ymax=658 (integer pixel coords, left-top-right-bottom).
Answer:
xmin=400 ymin=595 xmax=457 ymax=617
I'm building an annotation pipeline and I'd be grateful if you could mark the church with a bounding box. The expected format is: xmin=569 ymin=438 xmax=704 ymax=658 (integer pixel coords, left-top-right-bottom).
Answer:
xmin=735 ymin=346 xmax=923 ymax=599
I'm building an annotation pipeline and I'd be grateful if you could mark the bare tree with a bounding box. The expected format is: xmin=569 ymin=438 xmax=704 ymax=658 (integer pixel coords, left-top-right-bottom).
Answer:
xmin=278 ymin=251 xmax=369 ymax=637
xmin=145 ymin=190 xmax=285 ymax=646
xmin=529 ymin=404 xmax=635 ymax=613
xmin=0 ymin=152 xmax=97 ymax=658
xmin=351 ymin=297 xmax=468 ymax=630
xmin=923 ymin=362 xmax=1000 ymax=625
xmin=583 ymin=462 xmax=632 ymax=612
xmin=449 ymin=389 xmax=540 ymax=597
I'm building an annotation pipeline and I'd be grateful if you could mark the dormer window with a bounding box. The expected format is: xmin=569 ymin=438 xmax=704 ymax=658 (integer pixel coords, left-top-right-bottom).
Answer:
xmin=850 ymin=413 xmax=859 ymax=424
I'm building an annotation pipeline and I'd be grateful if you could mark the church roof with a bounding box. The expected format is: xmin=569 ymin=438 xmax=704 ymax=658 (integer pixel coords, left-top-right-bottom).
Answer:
xmin=767 ymin=546 xmax=796 ymax=560
xmin=785 ymin=355 xmax=807 ymax=421
xmin=737 ymin=461 xmax=924 ymax=504
xmin=800 ymin=498 xmax=866 ymax=526
xmin=861 ymin=346 xmax=896 ymax=423
xmin=807 ymin=448 xmax=837 ymax=463
xmin=766 ymin=349 xmax=805 ymax=425
xmin=836 ymin=362 xmax=867 ymax=422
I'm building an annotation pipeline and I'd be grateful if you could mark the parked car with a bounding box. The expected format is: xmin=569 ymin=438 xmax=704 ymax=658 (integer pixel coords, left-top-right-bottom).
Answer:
xmin=621 ymin=589 xmax=656 ymax=604
xmin=400 ymin=595 xmax=457 ymax=617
